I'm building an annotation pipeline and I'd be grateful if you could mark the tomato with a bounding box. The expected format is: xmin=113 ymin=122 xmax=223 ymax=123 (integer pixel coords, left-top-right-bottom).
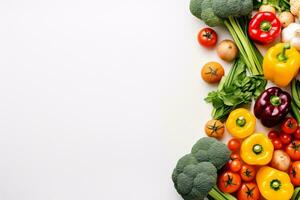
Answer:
xmin=201 ymin=62 xmax=224 ymax=84
xmin=272 ymin=138 xmax=283 ymax=150
xmin=268 ymin=129 xmax=279 ymax=140
xmin=294 ymin=127 xmax=300 ymax=139
xmin=281 ymin=117 xmax=298 ymax=134
xmin=197 ymin=28 xmax=218 ymax=47
xmin=218 ymin=171 xmax=241 ymax=193
xmin=280 ymin=133 xmax=292 ymax=144
xmin=229 ymin=159 xmax=242 ymax=172
xmin=204 ymin=119 xmax=225 ymax=138
xmin=230 ymin=153 xmax=241 ymax=161
xmin=237 ymin=182 xmax=260 ymax=200
xmin=289 ymin=161 xmax=300 ymax=186
xmin=286 ymin=140 xmax=300 ymax=160
xmin=227 ymin=138 xmax=241 ymax=152
xmin=240 ymin=164 xmax=256 ymax=182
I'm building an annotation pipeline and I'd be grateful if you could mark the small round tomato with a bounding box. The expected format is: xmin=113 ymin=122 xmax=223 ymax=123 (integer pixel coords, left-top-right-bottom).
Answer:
xmin=268 ymin=130 xmax=279 ymax=140
xmin=272 ymin=138 xmax=283 ymax=150
xmin=289 ymin=161 xmax=300 ymax=186
xmin=294 ymin=127 xmax=300 ymax=139
xmin=286 ymin=140 xmax=300 ymax=160
xmin=230 ymin=153 xmax=241 ymax=161
xmin=227 ymin=138 xmax=241 ymax=152
xmin=197 ymin=28 xmax=218 ymax=47
xmin=281 ymin=117 xmax=298 ymax=134
xmin=218 ymin=171 xmax=241 ymax=193
xmin=237 ymin=182 xmax=260 ymax=200
xmin=229 ymin=159 xmax=242 ymax=172
xmin=240 ymin=164 xmax=256 ymax=182
xmin=205 ymin=119 xmax=225 ymax=138
xmin=280 ymin=133 xmax=292 ymax=145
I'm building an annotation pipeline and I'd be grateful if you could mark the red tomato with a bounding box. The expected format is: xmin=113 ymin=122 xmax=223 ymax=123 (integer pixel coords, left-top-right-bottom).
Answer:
xmin=280 ymin=133 xmax=292 ymax=144
xmin=294 ymin=127 xmax=300 ymax=139
xmin=272 ymin=138 xmax=283 ymax=150
xmin=230 ymin=153 xmax=241 ymax=161
xmin=268 ymin=130 xmax=279 ymax=140
xmin=286 ymin=140 xmax=300 ymax=160
xmin=281 ymin=117 xmax=298 ymax=134
xmin=237 ymin=182 xmax=260 ymax=200
xmin=289 ymin=161 xmax=300 ymax=186
xmin=229 ymin=159 xmax=242 ymax=172
xmin=218 ymin=171 xmax=241 ymax=193
xmin=227 ymin=138 xmax=241 ymax=152
xmin=197 ymin=28 xmax=218 ymax=47
xmin=240 ymin=164 xmax=256 ymax=182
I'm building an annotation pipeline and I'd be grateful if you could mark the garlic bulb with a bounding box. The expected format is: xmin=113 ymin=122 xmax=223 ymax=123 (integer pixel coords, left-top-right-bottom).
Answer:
xmin=282 ymin=23 xmax=300 ymax=50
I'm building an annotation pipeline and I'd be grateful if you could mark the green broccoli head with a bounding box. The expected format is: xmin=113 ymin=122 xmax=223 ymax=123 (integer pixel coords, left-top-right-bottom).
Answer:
xmin=189 ymin=0 xmax=222 ymax=27
xmin=172 ymin=157 xmax=217 ymax=200
xmin=212 ymin=0 xmax=253 ymax=18
xmin=191 ymin=137 xmax=230 ymax=169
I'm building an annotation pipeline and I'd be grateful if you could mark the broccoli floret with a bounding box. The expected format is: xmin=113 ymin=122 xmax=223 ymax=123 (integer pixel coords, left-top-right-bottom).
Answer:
xmin=172 ymin=157 xmax=217 ymax=200
xmin=191 ymin=137 xmax=230 ymax=169
xmin=200 ymin=0 xmax=222 ymax=27
xmin=189 ymin=0 xmax=205 ymax=19
xmin=212 ymin=0 xmax=253 ymax=18
xmin=189 ymin=0 xmax=222 ymax=27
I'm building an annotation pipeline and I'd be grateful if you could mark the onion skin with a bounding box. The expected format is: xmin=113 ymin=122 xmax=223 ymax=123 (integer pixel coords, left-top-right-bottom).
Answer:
xmin=270 ymin=150 xmax=291 ymax=171
xmin=216 ymin=40 xmax=238 ymax=62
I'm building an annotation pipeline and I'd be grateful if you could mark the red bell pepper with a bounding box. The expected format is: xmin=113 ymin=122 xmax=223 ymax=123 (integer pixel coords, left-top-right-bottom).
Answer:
xmin=248 ymin=12 xmax=281 ymax=45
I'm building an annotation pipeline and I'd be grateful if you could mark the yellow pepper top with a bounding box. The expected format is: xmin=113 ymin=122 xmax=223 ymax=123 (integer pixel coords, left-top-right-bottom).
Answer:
xmin=226 ymin=108 xmax=256 ymax=139
xmin=263 ymin=43 xmax=300 ymax=87
xmin=256 ymin=166 xmax=294 ymax=200
xmin=240 ymin=133 xmax=273 ymax=165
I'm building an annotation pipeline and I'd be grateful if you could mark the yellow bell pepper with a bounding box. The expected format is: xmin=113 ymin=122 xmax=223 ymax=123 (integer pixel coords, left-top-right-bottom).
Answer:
xmin=256 ymin=166 xmax=294 ymax=200
xmin=225 ymin=108 xmax=256 ymax=138
xmin=263 ymin=43 xmax=300 ymax=87
xmin=240 ymin=133 xmax=273 ymax=165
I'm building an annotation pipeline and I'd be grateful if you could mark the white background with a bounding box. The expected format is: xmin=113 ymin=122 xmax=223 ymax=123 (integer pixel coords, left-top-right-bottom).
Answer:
xmin=0 ymin=0 xmax=252 ymax=200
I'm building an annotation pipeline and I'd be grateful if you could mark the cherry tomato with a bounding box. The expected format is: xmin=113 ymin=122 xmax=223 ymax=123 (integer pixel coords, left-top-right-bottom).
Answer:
xmin=281 ymin=117 xmax=298 ymax=134
xmin=268 ymin=130 xmax=279 ymax=140
xmin=227 ymin=138 xmax=241 ymax=152
xmin=294 ymin=127 xmax=300 ymax=139
xmin=230 ymin=153 xmax=241 ymax=161
xmin=240 ymin=164 xmax=256 ymax=182
xmin=229 ymin=159 xmax=242 ymax=172
xmin=237 ymin=182 xmax=260 ymax=200
xmin=280 ymin=133 xmax=292 ymax=145
xmin=272 ymin=138 xmax=283 ymax=150
xmin=218 ymin=171 xmax=241 ymax=193
xmin=286 ymin=140 xmax=300 ymax=160
xmin=289 ymin=161 xmax=300 ymax=186
xmin=197 ymin=28 xmax=218 ymax=47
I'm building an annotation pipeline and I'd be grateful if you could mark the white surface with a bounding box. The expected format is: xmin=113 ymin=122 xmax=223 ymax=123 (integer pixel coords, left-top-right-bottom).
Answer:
xmin=0 ymin=1 xmax=263 ymax=200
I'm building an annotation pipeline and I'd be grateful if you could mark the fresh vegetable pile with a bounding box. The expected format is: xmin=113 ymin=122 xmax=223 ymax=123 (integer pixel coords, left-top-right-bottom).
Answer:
xmin=171 ymin=0 xmax=300 ymax=199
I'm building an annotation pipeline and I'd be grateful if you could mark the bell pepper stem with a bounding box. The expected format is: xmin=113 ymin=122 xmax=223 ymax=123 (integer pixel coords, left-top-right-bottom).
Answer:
xmin=236 ymin=117 xmax=246 ymax=127
xmin=277 ymin=43 xmax=291 ymax=62
xmin=270 ymin=95 xmax=281 ymax=106
xmin=260 ymin=21 xmax=272 ymax=32
xmin=270 ymin=179 xmax=281 ymax=191
xmin=252 ymin=144 xmax=263 ymax=154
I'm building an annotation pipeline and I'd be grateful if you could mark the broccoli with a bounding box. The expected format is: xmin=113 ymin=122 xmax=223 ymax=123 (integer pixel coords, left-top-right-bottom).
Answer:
xmin=191 ymin=137 xmax=230 ymax=169
xmin=211 ymin=0 xmax=253 ymax=18
xmin=189 ymin=0 xmax=265 ymax=77
xmin=172 ymin=157 xmax=217 ymax=200
xmin=172 ymin=137 xmax=231 ymax=200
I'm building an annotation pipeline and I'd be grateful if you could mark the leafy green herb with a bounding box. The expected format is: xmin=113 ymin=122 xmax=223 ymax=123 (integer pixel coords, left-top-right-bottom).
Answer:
xmin=205 ymin=57 xmax=267 ymax=121
xmin=253 ymin=0 xmax=290 ymax=12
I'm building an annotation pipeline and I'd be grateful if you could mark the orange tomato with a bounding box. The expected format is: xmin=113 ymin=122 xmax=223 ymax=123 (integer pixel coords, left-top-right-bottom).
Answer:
xmin=289 ymin=161 xmax=300 ymax=186
xmin=218 ymin=171 xmax=241 ymax=193
xmin=201 ymin=62 xmax=224 ymax=84
xmin=240 ymin=164 xmax=256 ymax=182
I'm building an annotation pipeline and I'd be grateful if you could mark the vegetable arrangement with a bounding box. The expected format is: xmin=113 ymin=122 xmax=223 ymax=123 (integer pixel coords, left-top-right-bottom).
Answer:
xmin=171 ymin=0 xmax=300 ymax=199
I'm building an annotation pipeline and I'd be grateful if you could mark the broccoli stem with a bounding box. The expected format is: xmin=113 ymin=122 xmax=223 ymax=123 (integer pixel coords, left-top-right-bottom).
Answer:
xmin=223 ymin=17 xmax=264 ymax=76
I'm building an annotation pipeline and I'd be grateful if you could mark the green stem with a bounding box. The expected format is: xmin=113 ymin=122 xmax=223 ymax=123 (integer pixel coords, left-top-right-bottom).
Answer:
xmin=291 ymin=100 xmax=300 ymax=124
